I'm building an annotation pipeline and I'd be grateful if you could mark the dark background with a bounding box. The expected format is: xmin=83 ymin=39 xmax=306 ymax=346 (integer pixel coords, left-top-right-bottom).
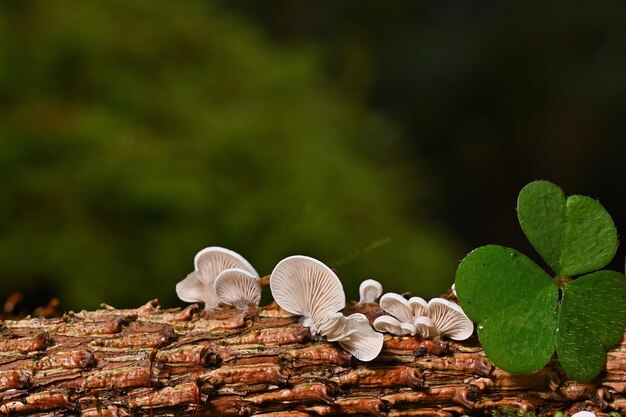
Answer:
xmin=1 ymin=1 xmax=625 ymax=312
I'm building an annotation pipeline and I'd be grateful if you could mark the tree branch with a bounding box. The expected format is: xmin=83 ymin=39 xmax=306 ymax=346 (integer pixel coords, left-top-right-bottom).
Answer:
xmin=0 ymin=300 xmax=624 ymax=416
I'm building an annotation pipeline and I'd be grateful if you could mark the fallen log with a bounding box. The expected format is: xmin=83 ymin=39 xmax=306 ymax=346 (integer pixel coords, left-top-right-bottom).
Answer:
xmin=0 ymin=299 xmax=624 ymax=416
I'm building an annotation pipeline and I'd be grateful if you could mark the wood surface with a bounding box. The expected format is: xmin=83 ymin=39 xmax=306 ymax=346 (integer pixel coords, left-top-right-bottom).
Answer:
xmin=0 ymin=299 xmax=624 ymax=416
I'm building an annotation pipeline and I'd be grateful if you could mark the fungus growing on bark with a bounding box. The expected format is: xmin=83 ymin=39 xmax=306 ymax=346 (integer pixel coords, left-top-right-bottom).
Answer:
xmin=571 ymin=412 xmax=596 ymax=417
xmin=176 ymin=247 xmax=258 ymax=310
xmin=270 ymin=255 xmax=383 ymax=361
xmin=414 ymin=316 xmax=437 ymax=338
xmin=371 ymin=315 xmax=414 ymax=336
xmin=321 ymin=312 xmax=384 ymax=361
xmin=214 ymin=268 xmax=261 ymax=310
xmin=427 ymin=298 xmax=474 ymax=340
xmin=374 ymin=293 xmax=472 ymax=340
xmin=358 ymin=279 xmax=383 ymax=304
xmin=269 ymin=255 xmax=345 ymax=335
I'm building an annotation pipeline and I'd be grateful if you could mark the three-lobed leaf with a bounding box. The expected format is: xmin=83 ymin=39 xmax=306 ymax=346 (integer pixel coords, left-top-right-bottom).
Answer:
xmin=457 ymin=180 xmax=626 ymax=381
xmin=517 ymin=180 xmax=617 ymax=277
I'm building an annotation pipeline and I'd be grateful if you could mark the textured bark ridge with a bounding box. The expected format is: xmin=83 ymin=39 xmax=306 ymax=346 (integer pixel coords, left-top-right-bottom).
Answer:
xmin=0 ymin=300 xmax=624 ymax=417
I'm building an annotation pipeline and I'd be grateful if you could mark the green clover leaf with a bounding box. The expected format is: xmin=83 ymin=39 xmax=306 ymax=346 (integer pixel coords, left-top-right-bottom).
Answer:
xmin=517 ymin=180 xmax=618 ymax=277
xmin=456 ymin=245 xmax=558 ymax=373
xmin=557 ymin=270 xmax=626 ymax=380
xmin=455 ymin=181 xmax=626 ymax=381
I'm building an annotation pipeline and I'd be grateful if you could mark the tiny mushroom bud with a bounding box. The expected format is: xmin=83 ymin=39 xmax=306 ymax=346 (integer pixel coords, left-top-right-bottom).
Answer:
xmin=427 ymin=298 xmax=473 ymax=341
xmin=358 ymin=279 xmax=383 ymax=304
xmin=269 ymin=255 xmax=345 ymax=334
xmin=214 ymin=268 xmax=261 ymax=310
xmin=451 ymin=282 xmax=457 ymax=297
xmin=176 ymin=247 xmax=258 ymax=311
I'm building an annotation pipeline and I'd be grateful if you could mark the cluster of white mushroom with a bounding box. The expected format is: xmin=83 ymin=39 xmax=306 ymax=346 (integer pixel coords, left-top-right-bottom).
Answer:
xmin=176 ymin=246 xmax=474 ymax=362
xmin=373 ymin=293 xmax=473 ymax=340
xmin=176 ymin=247 xmax=262 ymax=311
xmin=269 ymin=255 xmax=384 ymax=361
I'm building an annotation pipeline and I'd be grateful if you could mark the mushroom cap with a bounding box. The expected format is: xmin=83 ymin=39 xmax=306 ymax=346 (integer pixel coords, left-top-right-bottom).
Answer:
xmin=270 ymin=255 xmax=345 ymax=326
xmin=176 ymin=271 xmax=218 ymax=307
xmin=379 ymin=293 xmax=427 ymax=323
xmin=337 ymin=313 xmax=384 ymax=362
xmin=373 ymin=315 xmax=415 ymax=336
xmin=427 ymin=298 xmax=474 ymax=341
xmin=214 ymin=268 xmax=261 ymax=310
xmin=194 ymin=247 xmax=258 ymax=285
xmin=571 ymin=412 xmax=596 ymax=417
xmin=317 ymin=312 xmax=359 ymax=342
xmin=358 ymin=279 xmax=383 ymax=304
xmin=414 ymin=316 xmax=436 ymax=338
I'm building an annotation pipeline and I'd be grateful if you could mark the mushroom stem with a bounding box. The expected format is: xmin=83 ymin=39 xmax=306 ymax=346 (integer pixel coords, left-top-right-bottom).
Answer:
xmin=258 ymin=274 xmax=271 ymax=287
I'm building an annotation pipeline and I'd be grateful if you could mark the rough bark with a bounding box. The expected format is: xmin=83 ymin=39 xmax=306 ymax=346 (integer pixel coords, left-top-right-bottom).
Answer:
xmin=0 ymin=300 xmax=624 ymax=417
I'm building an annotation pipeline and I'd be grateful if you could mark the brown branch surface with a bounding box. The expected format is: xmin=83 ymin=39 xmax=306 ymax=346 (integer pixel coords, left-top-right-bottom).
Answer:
xmin=0 ymin=300 xmax=624 ymax=417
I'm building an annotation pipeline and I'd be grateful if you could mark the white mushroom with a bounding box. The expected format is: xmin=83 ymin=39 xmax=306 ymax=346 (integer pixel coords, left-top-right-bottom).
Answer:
xmin=414 ymin=316 xmax=436 ymax=338
xmin=176 ymin=271 xmax=214 ymax=306
xmin=379 ymin=293 xmax=427 ymax=323
xmin=451 ymin=282 xmax=457 ymax=297
xmin=358 ymin=279 xmax=383 ymax=304
xmin=427 ymin=298 xmax=473 ymax=341
xmin=315 ymin=311 xmax=384 ymax=361
xmin=176 ymin=247 xmax=258 ymax=310
xmin=338 ymin=313 xmax=384 ymax=362
xmin=214 ymin=268 xmax=261 ymax=310
xmin=374 ymin=292 xmax=473 ymax=341
xmin=373 ymin=315 xmax=414 ymax=336
xmin=571 ymin=412 xmax=596 ymax=417
xmin=317 ymin=312 xmax=359 ymax=342
xmin=269 ymin=256 xmax=383 ymax=361
xmin=269 ymin=255 xmax=345 ymax=334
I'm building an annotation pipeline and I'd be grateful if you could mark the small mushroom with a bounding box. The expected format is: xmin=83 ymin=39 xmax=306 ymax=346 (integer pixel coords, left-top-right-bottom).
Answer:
xmin=269 ymin=255 xmax=345 ymax=334
xmin=379 ymin=293 xmax=428 ymax=323
xmin=336 ymin=313 xmax=384 ymax=362
xmin=358 ymin=279 xmax=383 ymax=304
xmin=414 ymin=316 xmax=436 ymax=338
xmin=451 ymin=282 xmax=457 ymax=297
xmin=571 ymin=412 xmax=596 ymax=417
xmin=373 ymin=315 xmax=415 ymax=336
xmin=321 ymin=312 xmax=384 ymax=361
xmin=214 ymin=268 xmax=261 ymax=310
xmin=427 ymin=298 xmax=473 ymax=341
xmin=176 ymin=271 xmax=215 ymax=306
xmin=176 ymin=247 xmax=258 ymax=310
xmin=374 ymin=292 xmax=472 ymax=341
xmin=317 ymin=312 xmax=358 ymax=342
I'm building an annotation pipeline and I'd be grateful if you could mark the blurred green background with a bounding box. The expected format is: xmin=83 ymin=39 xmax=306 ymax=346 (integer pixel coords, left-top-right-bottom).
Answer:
xmin=1 ymin=1 xmax=625 ymax=312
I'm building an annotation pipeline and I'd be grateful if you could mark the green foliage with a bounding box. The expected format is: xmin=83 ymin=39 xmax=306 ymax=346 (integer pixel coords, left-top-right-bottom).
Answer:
xmin=0 ymin=1 xmax=458 ymax=310
xmin=457 ymin=245 xmax=557 ymax=374
xmin=456 ymin=181 xmax=626 ymax=381
xmin=518 ymin=180 xmax=618 ymax=277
